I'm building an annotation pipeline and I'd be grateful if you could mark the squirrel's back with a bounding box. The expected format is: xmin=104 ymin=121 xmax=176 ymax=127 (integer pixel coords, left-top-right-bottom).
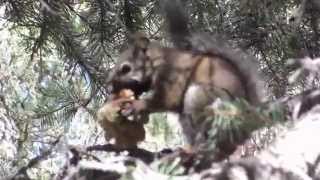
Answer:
xmin=162 ymin=0 xmax=264 ymax=104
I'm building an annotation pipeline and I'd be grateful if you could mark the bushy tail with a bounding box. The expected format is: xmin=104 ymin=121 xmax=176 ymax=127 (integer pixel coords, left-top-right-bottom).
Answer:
xmin=162 ymin=0 xmax=190 ymax=49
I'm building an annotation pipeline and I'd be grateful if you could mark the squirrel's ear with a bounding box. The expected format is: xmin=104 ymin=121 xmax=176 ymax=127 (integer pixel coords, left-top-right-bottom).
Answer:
xmin=129 ymin=32 xmax=150 ymax=52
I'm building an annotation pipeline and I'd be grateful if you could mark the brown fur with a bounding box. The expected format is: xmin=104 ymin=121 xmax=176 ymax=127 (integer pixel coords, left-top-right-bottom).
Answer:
xmin=108 ymin=34 xmax=262 ymax=146
xmin=112 ymin=39 xmax=253 ymax=112
xmin=104 ymin=0 xmax=263 ymax=153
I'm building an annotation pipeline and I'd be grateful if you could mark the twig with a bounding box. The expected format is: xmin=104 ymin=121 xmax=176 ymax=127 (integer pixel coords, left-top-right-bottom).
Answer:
xmin=87 ymin=144 xmax=155 ymax=163
xmin=11 ymin=136 xmax=62 ymax=179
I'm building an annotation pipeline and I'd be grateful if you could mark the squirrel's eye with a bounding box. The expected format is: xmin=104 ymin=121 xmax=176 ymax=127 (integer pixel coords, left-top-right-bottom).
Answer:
xmin=120 ymin=63 xmax=132 ymax=75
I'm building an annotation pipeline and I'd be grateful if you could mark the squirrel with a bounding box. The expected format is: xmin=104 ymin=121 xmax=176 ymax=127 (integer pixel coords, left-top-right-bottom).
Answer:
xmin=105 ymin=0 xmax=263 ymax=151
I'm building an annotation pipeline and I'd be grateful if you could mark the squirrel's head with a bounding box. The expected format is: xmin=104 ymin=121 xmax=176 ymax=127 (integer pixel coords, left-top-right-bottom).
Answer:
xmin=110 ymin=33 xmax=162 ymax=96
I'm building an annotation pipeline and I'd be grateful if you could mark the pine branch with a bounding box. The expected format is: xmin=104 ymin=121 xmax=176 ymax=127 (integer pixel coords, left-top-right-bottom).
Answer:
xmin=8 ymin=136 xmax=61 ymax=180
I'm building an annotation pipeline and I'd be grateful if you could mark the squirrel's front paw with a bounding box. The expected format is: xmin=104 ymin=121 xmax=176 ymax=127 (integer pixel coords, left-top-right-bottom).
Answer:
xmin=119 ymin=100 xmax=148 ymax=123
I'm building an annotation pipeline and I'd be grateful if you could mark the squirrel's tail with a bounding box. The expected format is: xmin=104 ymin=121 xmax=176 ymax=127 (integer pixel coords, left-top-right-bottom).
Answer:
xmin=162 ymin=0 xmax=190 ymax=49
